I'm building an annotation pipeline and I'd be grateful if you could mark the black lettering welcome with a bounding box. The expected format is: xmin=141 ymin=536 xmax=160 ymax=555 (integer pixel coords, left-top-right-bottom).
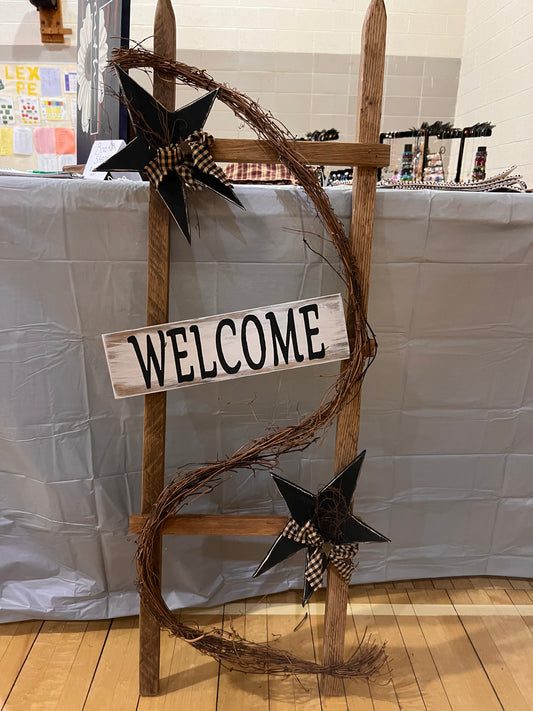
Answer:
xmin=126 ymin=303 xmax=327 ymax=389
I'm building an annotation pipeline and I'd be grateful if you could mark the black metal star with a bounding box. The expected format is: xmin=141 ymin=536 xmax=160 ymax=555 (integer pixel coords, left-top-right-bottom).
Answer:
xmin=95 ymin=66 xmax=243 ymax=242
xmin=253 ymin=450 xmax=390 ymax=605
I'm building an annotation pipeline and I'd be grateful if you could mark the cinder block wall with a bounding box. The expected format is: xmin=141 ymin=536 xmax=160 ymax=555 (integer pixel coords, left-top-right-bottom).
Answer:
xmin=133 ymin=0 xmax=465 ymax=143
xmin=2 ymin=0 xmax=463 ymax=145
xmin=453 ymin=0 xmax=533 ymax=184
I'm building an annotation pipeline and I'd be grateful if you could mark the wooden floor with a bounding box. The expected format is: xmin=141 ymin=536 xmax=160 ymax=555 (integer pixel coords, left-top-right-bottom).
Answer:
xmin=2 ymin=577 xmax=533 ymax=710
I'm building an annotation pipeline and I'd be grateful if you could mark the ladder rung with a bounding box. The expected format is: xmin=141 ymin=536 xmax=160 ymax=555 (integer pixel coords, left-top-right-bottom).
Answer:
xmin=130 ymin=513 xmax=288 ymax=536
xmin=211 ymin=138 xmax=390 ymax=167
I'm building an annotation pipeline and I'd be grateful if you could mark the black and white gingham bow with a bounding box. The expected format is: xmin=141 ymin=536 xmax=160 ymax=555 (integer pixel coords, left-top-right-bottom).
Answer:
xmin=282 ymin=519 xmax=359 ymax=593
xmin=144 ymin=130 xmax=229 ymax=189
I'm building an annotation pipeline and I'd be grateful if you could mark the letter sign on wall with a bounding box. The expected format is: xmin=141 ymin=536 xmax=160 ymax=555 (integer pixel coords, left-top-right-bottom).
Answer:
xmin=102 ymin=294 xmax=350 ymax=399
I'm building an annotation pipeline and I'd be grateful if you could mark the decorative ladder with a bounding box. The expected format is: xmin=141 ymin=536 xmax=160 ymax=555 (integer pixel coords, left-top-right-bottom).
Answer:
xmin=129 ymin=0 xmax=388 ymax=697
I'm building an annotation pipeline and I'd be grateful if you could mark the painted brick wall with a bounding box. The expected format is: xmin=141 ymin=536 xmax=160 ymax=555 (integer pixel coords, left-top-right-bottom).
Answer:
xmin=453 ymin=0 xmax=533 ymax=185
xmin=128 ymin=0 xmax=466 ymax=58
xmin=0 ymin=0 xmax=466 ymax=157
xmin=2 ymin=0 xmax=466 ymax=58
xmin=1 ymin=0 xmax=465 ymax=166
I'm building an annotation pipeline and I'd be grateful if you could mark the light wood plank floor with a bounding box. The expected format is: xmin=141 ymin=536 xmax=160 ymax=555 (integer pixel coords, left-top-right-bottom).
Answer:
xmin=2 ymin=577 xmax=533 ymax=710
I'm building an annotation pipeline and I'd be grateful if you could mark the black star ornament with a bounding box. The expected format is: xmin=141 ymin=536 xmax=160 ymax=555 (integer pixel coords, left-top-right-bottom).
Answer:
xmin=95 ymin=66 xmax=243 ymax=242
xmin=253 ymin=450 xmax=390 ymax=605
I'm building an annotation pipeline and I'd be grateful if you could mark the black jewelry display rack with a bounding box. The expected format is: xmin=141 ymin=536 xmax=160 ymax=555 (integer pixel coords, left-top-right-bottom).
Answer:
xmin=379 ymin=121 xmax=494 ymax=182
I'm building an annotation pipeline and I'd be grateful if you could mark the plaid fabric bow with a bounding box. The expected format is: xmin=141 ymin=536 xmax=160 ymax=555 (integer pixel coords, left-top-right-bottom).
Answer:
xmin=144 ymin=130 xmax=229 ymax=190
xmin=282 ymin=519 xmax=359 ymax=593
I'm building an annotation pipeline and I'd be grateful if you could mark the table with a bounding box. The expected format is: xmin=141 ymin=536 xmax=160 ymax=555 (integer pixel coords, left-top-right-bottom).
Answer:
xmin=1 ymin=176 xmax=532 ymax=622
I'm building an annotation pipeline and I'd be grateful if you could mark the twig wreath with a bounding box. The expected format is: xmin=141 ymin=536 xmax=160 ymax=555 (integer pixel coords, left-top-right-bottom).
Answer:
xmin=112 ymin=46 xmax=386 ymax=678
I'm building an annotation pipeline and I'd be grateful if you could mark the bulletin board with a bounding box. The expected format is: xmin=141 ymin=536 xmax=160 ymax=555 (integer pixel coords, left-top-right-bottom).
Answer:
xmin=0 ymin=63 xmax=77 ymax=172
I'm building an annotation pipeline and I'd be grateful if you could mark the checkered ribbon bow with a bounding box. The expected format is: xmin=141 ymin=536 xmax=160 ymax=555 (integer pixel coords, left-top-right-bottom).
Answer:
xmin=282 ymin=519 xmax=359 ymax=592
xmin=144 ymin=130 xmax=229 ymax=189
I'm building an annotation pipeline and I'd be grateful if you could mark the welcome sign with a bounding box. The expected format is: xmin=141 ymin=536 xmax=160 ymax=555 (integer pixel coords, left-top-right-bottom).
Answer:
xmin=103 ymin=294 xmax=349 ymax=398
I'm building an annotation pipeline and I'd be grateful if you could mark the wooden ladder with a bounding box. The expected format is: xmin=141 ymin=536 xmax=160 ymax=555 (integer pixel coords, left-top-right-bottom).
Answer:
xmin=131 ymin=0 xmax=388 ymax=697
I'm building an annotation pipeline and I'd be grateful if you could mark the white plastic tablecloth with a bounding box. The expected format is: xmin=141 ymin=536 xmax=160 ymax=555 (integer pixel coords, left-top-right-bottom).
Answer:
xmin=1 ymin=177 xmax=532 ymax=621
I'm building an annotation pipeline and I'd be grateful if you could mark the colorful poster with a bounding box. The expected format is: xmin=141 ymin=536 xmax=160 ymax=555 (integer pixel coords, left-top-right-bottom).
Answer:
xmin=0 ymin=97 xmax=15 ymax=125
xmin=40 ymin=67 xmax=62 ymax=97
xmin=19 ymin=97 xmax=40 ymax=125
xmin=40 ymin=98 xmax=67 ymax=121
xmin=0 ymin=127 xmax=13 ymax=155
xmin=54 ymin=127 xmax=76 ymax=155
xmin=33 ymin=126 xmax=56 ymax=154
xmin=13 ymin=126 xmax=33 ymax=155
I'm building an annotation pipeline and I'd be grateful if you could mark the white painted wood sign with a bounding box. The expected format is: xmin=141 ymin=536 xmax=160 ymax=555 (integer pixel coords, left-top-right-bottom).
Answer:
xmin=102 ymin=294 xmax=349 ymax=399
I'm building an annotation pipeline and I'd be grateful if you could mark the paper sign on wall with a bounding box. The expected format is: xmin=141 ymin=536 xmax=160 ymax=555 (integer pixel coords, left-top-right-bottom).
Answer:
xmin=54 ymin=127 xmax=75 ymax=155
xmin=19 ymin=97 xmax=40 ymax=125
xmin=34 ymin=127 xmax=56 ymax=154
xmin=37 ymin=154 xmax=58 ymax=171
xmin=40 ymin=67 xmax=62 ymax=97
xmin=57 ymin=153 xmax=76 ymax=170
xmin=103 ymin=294 xmax=350 ymax=399
xmin=40 ymin=98 xmax=67 ymax=121
xmin=64 ymin=72 xmax=77 ymax=93
xmin=0 ymin=97 xmax=15 ymax=125
xmin=13 ymin=126 xmax=33 ymax=155
xmin=0 ymin=127 xmax=13 ymax=155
